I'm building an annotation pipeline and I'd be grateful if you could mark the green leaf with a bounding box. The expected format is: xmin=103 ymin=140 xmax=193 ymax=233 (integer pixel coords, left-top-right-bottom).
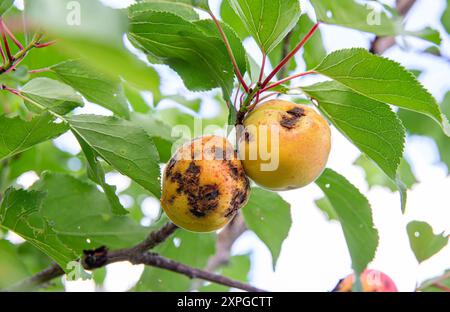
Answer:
xmin=8 ymin=141 xmax=74 ymax=181
xmin=242 ymin=188 xmax=291 ymax=269
xmin=314 ymin=197 xmax=338 ymax=221
xmin=0 ymin=114 xmax=69 ymax=161
xmin=124 ymin=84 xmax=152 ymax=113
xmin=227 ymin=0 xmax=301 ymax=54
xmin=301 ymin=81 xmax=405 ymax=179
xmin=130 ymin=113 xmax=177 ymax=163
xmin=311 ymin=0 xmax=440 ymax=45
xmin=315 ymin=48 xmax=450 ymax=136
xmin=316 ymin=169 xmax=379 ymax=275
xmin=193 ymin=19 xmax=247 ymax=76
xmin=220 ymin=0 xmax=249 ymax=39
xmin=270 ymin=14 xmax=326 ymax=75
xmin=407 ymin=221 xmax=449 ymax=263
xmin=0 ymin=240 xmax=30 ymax=289
xmin=128 ymin=10 xmax=235 ymax=99
xmin=0 ymin=0 xmax=14 ymax=16
xmin=354 ymin=154 xmax=418 ymax=192
xmin=201 ymin=255 xmax=251 ymax=292
xmin=51 ymin=60 xmax=130 ymax=119
xmin=26 ymin=0 xmax=160 ymax=91
xmin=67 ymin=115 xmax=161 ymax=197
xmin=75 ymin=133 xmax=128 ymax=216
xmin=129 ymin=1 xmax=199 ymax=21
xmin=20 ymin=78 xmax=84 ymax=115
xmin=441 ymin=0 xmax=450 ymax=35
xmin=1 ymin=173 xmax=148 ymax=270
xmin=0 ymin=187 xmax=77 ymax=269
xmin=136 ymin=228 xmax=216 ymax=291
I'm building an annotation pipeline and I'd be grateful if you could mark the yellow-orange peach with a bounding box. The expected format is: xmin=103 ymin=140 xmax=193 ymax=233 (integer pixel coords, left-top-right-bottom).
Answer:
xmin=161 ymin=136 xmax=250 ymax=232
xmin=239 ymin=100 xmax=331 ymax=190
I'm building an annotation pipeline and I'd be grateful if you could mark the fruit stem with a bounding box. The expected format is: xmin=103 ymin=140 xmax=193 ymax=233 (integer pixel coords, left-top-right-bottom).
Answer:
xmin=258 ymin=53 xmax=266 ymax=84
xmin=262 ymin=22 xmax=319 ymax=88
xmin=260 ymin=70 xmax=316 ymax=93
xmin=208 ymin=10 xmax=249 ymax=93
xmin=29 ymin=67 xmax=51 ymax=74
xmin=0 ymin=20 xmax=13 ymax=62
xmin=1 ymin=19 xmax=23 ymax=50
xmin=0 ymin=32 xmax=43 ymax=74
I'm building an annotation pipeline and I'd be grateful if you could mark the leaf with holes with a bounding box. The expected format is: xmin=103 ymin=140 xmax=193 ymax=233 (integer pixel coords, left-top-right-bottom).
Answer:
xmin=407 ymin=221 xmax=448 ymax=263
xmin=316 ymin=169 xmax=379 ymax=275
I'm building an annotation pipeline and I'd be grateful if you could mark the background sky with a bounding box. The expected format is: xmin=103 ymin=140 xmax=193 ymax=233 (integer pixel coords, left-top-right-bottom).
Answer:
xmin=9 ymin=0 xmax=450 ymax=291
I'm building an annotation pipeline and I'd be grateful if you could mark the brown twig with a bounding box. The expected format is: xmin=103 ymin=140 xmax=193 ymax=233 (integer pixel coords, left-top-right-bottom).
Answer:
xmin=369 ymin=0 xmax=417 ymax=54
xmin=6 ymin=222 xmax=265 ymax=292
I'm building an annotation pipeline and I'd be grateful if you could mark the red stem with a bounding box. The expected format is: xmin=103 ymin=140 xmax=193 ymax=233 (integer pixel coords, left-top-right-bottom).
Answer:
xmin=233 ymin=87 xmax=240 ymax=110
xmin=0 ymin=22 xmax=13 ymax=62
xmin=3 ymin=54 xmax=25 ymax=74
xmin=262 ymin=22 xmax=319 ymax=88
xmin=1 ymin=20 xmax=23 ymax=50
xmin=261 ymin=70 xmax=316 ymax=93
xmin=0 ymin=40 xmax=5 ymax=64
xmin=208 ymin=11 xmax=249 ymax=93
xmin=34 ymin=40 xmax=56 ymax=48
xmin=1 ymin=84 xmax=20 ymax=96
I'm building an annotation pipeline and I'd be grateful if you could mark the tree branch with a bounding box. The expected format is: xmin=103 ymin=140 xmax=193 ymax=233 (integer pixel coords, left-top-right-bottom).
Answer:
xmin=369 ymin=0 xmax=417 ymax=54
xmin=7 ymin=221 xmax=266 ymax=292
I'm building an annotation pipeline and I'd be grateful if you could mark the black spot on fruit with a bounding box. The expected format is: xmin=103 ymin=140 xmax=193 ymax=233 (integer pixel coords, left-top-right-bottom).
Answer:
xmin=280 ymin=107 xmax=306 ymax=129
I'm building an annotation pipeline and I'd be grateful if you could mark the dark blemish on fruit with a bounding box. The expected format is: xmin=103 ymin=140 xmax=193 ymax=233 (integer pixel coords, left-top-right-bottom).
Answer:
xmin=227 ymin=161 xmax=239 ymax=179
xmin=165 ymin=157 xmax=177 ymax=178
xmin=225 ymin=188 xmax=249 ymax=218
xmin=280 ymin=107 xmax=306 ymax=129
xmin=244 ymin=130 xmax=252 ymax=143
xmin=189 ymin=184 xmax=220 ymax=218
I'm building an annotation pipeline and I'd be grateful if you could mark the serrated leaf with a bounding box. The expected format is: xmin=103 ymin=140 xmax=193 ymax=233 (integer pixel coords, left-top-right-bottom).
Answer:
xmin=193 ymin=19 xmax=247 ymax=76
xmin=242 ymin=188 xmax=291 ymax=269
xmin=0 ymin=173 xmax=148 ymax=271
xmin=407 ymin=221 xmax=449 ymax=263
xmin=128 ymin=10 xmax=235 ymax=99
xmin=316 ymin=169 xmax=379 ymax=275
xmin=315 ymin=48 xmax=450 ymax=136
xmin=67 ymin=115 xmax=161 ymax=198
xmin=301 ymin=81 xmax=405 ymax=179
xmin=20 ymin=78 xmax=84 ymax=115
xmin=75 ymin=133 xmax=128 ymax=216
xmin=51 ymin=60 xmax=130 ymax=119
xmin=0 ymin=188 xmax=77 ymax=269
xmin=129 ymin=1 xmax=199 ymax=21
xmin=0 ymin=0 xmax=14 ymax=16
xmin=227 ymin=0 xmax=301 ymax=54
xmin=136 ymin=228 xmax=216 ymax=291
xmin=0 ymin=114 xmax=69 ymax=161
